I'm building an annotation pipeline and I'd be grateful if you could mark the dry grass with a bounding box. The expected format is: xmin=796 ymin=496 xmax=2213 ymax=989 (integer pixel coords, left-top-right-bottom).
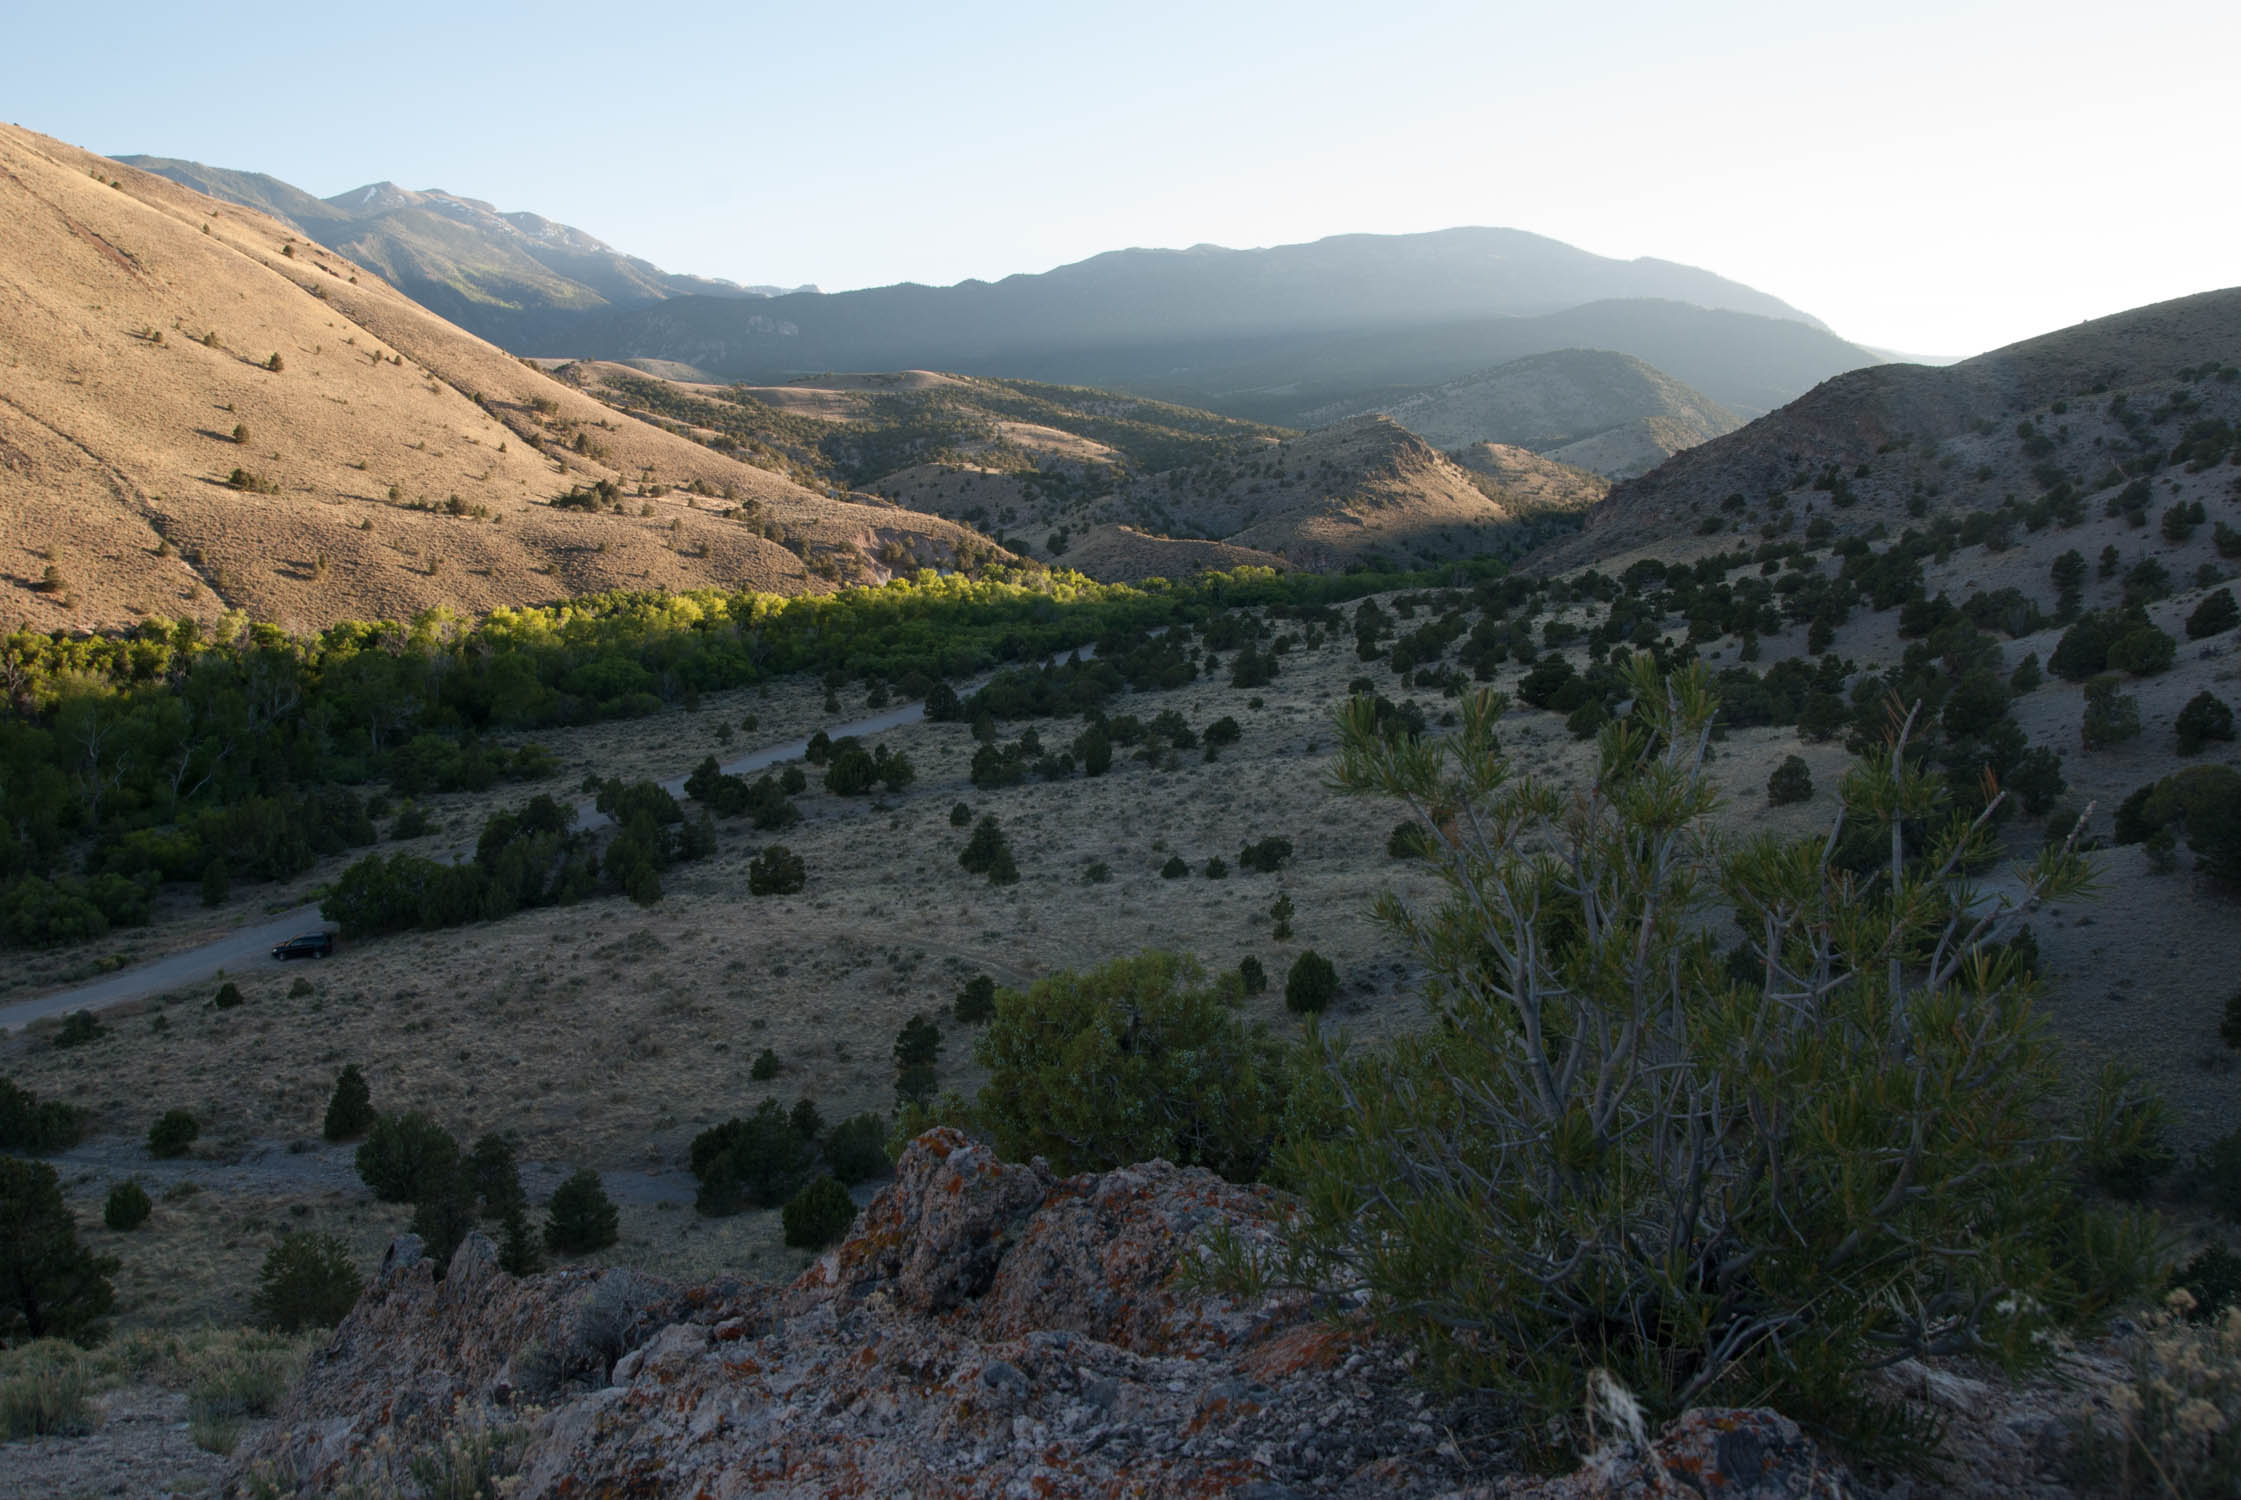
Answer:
xmin=0 ymin=125 xmax=993 ymax=633
xmin=5 ymin=532 xmax=2236 ymax=1334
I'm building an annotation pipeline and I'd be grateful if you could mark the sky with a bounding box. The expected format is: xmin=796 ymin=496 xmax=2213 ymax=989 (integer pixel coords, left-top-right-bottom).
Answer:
xmin=4 ymin=0 xmax=2234 ymax=358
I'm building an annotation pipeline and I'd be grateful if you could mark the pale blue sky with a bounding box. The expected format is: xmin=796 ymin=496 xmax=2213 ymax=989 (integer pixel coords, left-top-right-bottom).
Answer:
xmin=6 ymin=0 xmax=2233 ymax=356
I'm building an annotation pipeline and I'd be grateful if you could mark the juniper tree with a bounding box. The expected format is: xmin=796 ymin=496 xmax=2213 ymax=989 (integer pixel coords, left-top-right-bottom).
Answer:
xmin=958 ymin=816 xmax=1018 ymax=885
xmin=544 ymin=1168 xmax=618 ymax=1254
xmin=322 ymin=1064 xmax=374 ymax=1142
xmin=0 ymin=1157 xmax=118 ymax=1344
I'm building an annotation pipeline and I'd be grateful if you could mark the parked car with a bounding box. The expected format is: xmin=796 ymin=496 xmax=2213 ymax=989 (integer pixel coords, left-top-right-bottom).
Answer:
xmin=271 ymin=931 xmax=335 ymax=960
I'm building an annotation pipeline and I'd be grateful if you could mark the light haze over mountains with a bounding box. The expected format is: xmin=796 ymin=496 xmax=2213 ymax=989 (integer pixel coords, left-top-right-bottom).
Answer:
xmin=125 ymin=154 xmax=1880 ymax=456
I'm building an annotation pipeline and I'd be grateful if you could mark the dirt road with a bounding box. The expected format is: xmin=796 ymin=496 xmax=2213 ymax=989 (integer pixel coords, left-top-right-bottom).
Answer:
xmin=0 ymin=647 xmax=1100 ymax=1033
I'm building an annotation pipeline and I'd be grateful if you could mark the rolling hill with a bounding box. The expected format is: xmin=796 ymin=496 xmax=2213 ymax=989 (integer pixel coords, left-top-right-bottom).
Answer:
xmin=554 ymin=362 xmax=1606 ymax=575
xmin=117 ymin=156 xmax=810 ymax=347
xmin=0 ymin=127 xmax=991 ymax=634
xmin=1530 ymin=286 xmax=2241 ymax=575
xmin=1308 ymin=348 xmax=1742 ymax=477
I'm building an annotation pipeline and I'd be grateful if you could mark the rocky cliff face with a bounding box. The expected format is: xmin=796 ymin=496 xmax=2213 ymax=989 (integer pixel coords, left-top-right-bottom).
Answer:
xmin=229 ymin=1130 xmax=1859 ymax=1497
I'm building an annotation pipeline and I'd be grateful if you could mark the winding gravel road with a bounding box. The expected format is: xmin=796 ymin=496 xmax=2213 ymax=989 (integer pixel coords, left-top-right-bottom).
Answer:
xmin=0 ymin=647 xmax=1102 ymax=1035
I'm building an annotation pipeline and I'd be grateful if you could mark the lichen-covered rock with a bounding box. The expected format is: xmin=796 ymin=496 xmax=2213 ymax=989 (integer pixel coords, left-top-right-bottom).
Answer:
xmin=973 ymin=1157 xmax=1295 ymax=1356
xmin=228 ymin=1133 xmax=1860 ymax=1499
xmin=811 ymin=1126 xmax=1051 ymax=1313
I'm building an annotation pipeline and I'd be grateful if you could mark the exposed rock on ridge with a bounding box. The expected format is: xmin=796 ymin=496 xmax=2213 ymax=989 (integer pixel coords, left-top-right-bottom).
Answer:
xmin=228 ymin=1129 xmax=1862 ymax=1497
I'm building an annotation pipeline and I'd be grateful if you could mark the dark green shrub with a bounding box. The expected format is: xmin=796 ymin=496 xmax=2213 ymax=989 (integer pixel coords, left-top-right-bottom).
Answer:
xmin=1202 ymin=856 xmax=1228 ymax=880
xmin=2079 ymin=1064 xmax=2176 ymax=1201
xmin=466 ymin=1132 xmax=526 ymax=1217
xmin=0 ymin=1079 xmax=86 ymax=1153
xmin=949 ymin=801 xmax=972 ymax=827
xmin=212 ymin=982 xmax=243 ymax=1009
xmin=544 ymin=1168 xmax=619 ymax=1254
xmin=2124 ymin=557 xmax=2173 ymax=607
xmin=1160 ymin=855 xmax=1188 ymax=879
xmin=958 ymin=817 xmax=1018 ymax=885
xmin=789 ymin=1098 xmax=822 ymax=1141
xmin=409 ymin=1168 xmax=477 ymax=1273
xmin=1766 ymin=755 xmax=1814 ymax=806
xmin=52 ymin=1012 xmax=103 ymax=1049
xmin=822 ymin=746 xmax=877 ymax=796
xmin=894 ymin=1014 xmax=942 ymax=1106
xmin=747 ymin=844 xmax=806 ymax=896
xmin=953 ymin=974 xmax=996 ymax=1024
xmin=2173 ymin=1244 xmax=2241 ymax=1321
xmin=2106 ymin=617 xmax=2176 ymax=676
xmin=779 ymin=765 xmax=807 ymax=796
xmin=822 ymin=1112 xmax=890 ymax=1185
xmin=2120 ymin=765 xmax=2241 ymax=883
xmin=1271 ymin=892 xmax=1293 ymax=939
xmin=354 ymin=1111 xmax=458 ymax=1202
xmin=2008 ymin=653 xmax=2042 ymax=693
xmin=287 ymin=976 xmax=313 ymax=998
xmin=497 ymin=1201 xmax=544 ymax=1278
xmin=1284 ymin=951 xmax=1339 ymax=1014
xmin=782 ymin=1176 xmax=856 ymax=1248
xmin=690 ymin=1101 xmax=812 ymax=1212
xmin=2049 ymin=611 xmax=2117 ymax=681
xmin=751 ymin=1047 xmax=781 ymax=1080
xmin=2188 ymin=587 xmax=2238 ymax=639
xmin=251 ymin=1231 xmax=361 ymax=1332
xmin=2202 ymin=1130 xmax=2241 ymax=1220
xmin=1237 ymin=836 xmax=1293 ymax=873
xmin=322 ymin=1065 xmax=373 ymax=1142
xmin=1387 ymin=820 xmax=1432 ymax=859
xmin=1239 ymin=956 xmax=1268 ymax=995
xmin=103 ymin=1180 xmax=152 ymax=1231
xmin=2081 ymin=675 xmax=2142 ymax=749
xmin=147 ymin=1109 xmax=199 ymax=1159
xmin=2178 ymin=692 xmax=2236 ymax=755
xmin=1076 ymin=729 xmax=1112 ymax=777
xmin=2223 ymin=989 xmax=2241 ymax=1051
xmin=0 ymin=1157 xmax=117 ymax=1344
xmin=970 ymin=951 xmax=1284 ymax=1181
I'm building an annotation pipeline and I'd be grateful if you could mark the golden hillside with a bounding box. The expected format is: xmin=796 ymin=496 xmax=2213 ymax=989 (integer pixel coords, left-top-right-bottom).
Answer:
xmin=0 ymin=127 xmax=993 ymax=633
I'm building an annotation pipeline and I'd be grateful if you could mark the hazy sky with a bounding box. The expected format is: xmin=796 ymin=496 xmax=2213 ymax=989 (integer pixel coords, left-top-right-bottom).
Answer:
xmin=6 ymin=0 xmax=2234 ymax=357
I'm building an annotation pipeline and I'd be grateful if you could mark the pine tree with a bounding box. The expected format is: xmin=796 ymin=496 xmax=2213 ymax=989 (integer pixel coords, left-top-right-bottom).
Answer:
xmin=544 ymin=1168 xmax=619 ymax=1255
xmin=322 ymin=1065 xmax=374 ymax=1142
xmin=497 ymin=1201 xmax=544 ymax=1277
xmin=0 ymin=1157 xmax=119 ymax=1343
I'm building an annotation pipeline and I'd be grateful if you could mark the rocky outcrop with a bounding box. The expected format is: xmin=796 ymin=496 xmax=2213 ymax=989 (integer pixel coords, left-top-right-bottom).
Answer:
xmin=231 ymin=1129 xmax=1867 ymax=1498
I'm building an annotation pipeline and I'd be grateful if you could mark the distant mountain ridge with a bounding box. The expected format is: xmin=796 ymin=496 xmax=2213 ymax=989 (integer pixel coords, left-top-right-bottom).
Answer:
xmin=117 ymin=155 xmax=812 ymax=342
xmin=119 ymin=155 xmax=1882 ymax=441
xmin=558 ymin=227 xmax=1870 ymax=407
xmin=1308 ymin=349 xmax=1742 ymax=478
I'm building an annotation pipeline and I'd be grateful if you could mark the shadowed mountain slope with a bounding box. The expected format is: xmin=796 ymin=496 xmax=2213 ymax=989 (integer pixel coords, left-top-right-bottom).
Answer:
xmin=1312 ymin=348 xmax=1741 ymax=477
xmin=1530 ymin=286 xmax=2241 ymax=573
xmin=548 ymin=231 xmax=1875 ymax=417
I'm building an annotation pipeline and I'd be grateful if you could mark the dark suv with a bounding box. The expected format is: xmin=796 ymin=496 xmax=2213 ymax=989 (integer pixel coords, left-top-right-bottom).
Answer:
xmin=271 ymin=931 xmax=335 ymax=960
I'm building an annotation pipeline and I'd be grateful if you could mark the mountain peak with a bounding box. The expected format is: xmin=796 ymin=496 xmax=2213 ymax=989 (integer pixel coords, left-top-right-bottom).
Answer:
xmin=325 ymin=180 xmax=417 ymax=214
